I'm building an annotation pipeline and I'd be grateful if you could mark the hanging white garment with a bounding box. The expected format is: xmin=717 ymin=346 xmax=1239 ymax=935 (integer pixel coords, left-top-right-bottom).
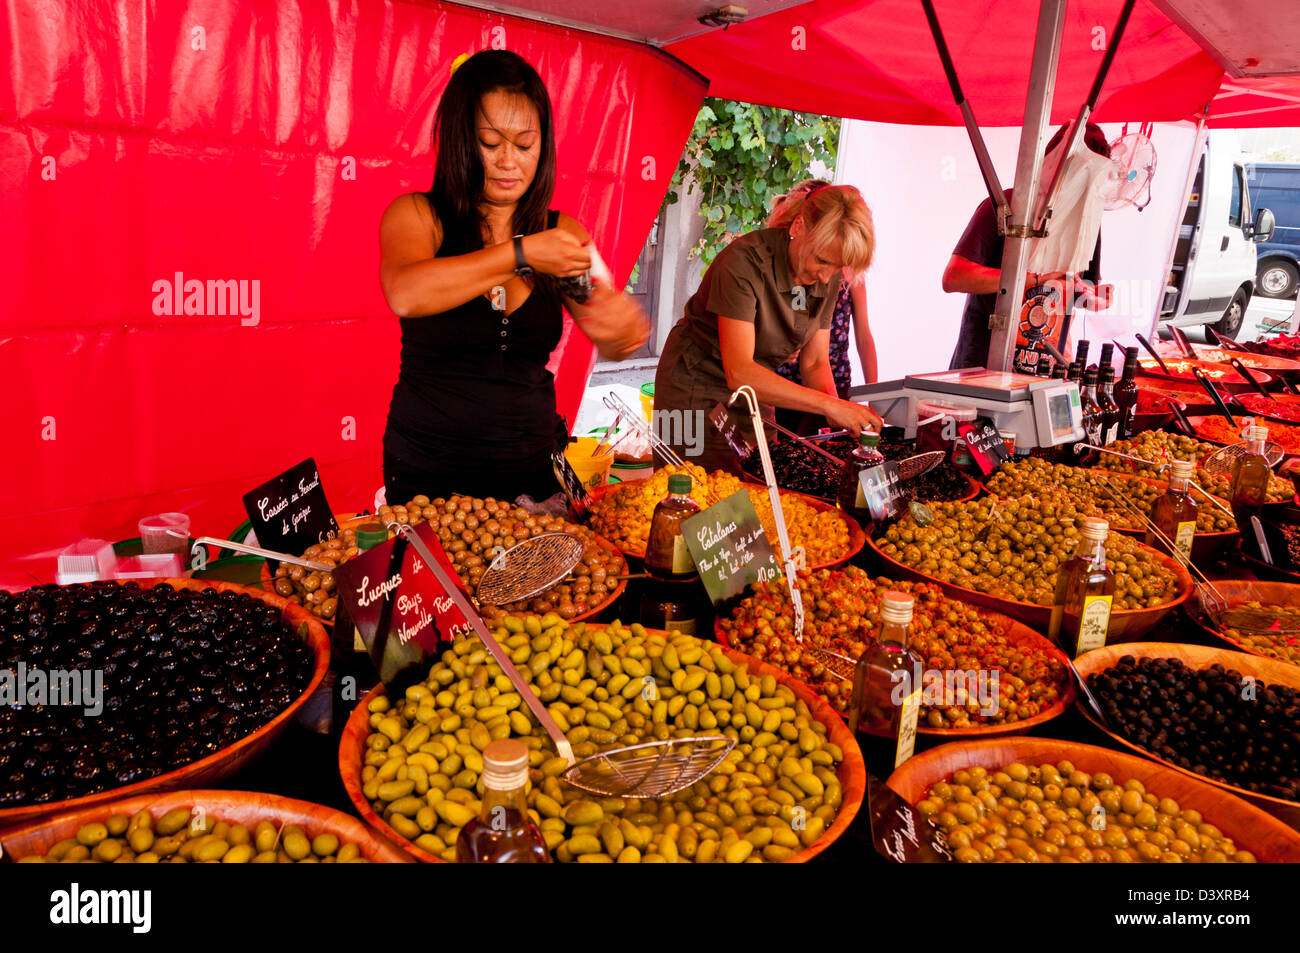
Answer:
xmin=1026 ymin=138 xmax=1117 ymax=276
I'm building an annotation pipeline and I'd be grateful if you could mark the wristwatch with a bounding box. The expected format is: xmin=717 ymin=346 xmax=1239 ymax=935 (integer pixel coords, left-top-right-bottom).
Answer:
xmin=512 ymin=235 xmax=533 ymax=278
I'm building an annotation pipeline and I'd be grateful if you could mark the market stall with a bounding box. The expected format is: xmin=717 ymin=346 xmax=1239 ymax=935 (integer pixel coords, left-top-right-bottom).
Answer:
xmin=5 ymin=0 xmax=1300 ymax=880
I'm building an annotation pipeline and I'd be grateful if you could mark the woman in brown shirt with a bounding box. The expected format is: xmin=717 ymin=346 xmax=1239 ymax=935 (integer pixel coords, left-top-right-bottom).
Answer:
xmin=655 ymin=184 xmax=882 ymax=471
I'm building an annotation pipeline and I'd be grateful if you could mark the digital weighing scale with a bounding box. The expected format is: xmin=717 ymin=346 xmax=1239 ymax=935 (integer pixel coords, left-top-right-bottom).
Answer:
xmin=854 ymin=368 xmax=1084 ymax=450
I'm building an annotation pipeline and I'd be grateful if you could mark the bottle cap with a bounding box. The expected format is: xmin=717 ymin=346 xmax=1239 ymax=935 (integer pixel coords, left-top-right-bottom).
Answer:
xmin=1124 ymin=346 xmax=1139 ymax=366
xmin=1099 ymin=366 xmax=1115 ymax=383
xmin=1080 ymin=516 xmax=1109 ymax=540
xmin=859 ymin=431 xmax=880 ymax=448
xmin=880 ymin=590 xmax=914 ymax=625
xmin=1169 ymin=459 xmax=1195 ymax=479
xmin=1083 ymin=367 xmax=1099 ymax=384
xmin=1247 ymin=425 xmax=1269 ymax=442
xmin=667 ymin=473 xmax=692 ymax=495
xmin=482 ymin=739 xmax=531 ymax=791
xmin=356 ymin=523 xmax=389 ymax=550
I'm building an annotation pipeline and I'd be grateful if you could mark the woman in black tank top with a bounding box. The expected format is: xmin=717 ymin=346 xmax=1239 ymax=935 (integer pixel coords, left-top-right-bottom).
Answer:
xmin=378 ymin=50 xmax=649 ymax=504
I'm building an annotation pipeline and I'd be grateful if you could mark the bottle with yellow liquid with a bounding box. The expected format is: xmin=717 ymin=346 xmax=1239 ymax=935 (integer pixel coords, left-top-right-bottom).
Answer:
xmin=1230 ymin=425 xmax=1273 ymax=525
xmin=1147 ymin=459 xmax=1198 ymax=563
xmin=1049 ymin=517 xmax=1115 ymax=657
xmin=641 ymin=473 xmax=703 ymax=634
xmin=848 ymin=591 xmax=924 ymax=774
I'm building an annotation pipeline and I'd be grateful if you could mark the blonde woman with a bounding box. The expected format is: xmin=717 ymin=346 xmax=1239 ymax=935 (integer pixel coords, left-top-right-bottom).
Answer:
xmin=654 ymin=183 xmax=882 ymax=471
xmin=769 ymin=180 xmax=878 ymax=397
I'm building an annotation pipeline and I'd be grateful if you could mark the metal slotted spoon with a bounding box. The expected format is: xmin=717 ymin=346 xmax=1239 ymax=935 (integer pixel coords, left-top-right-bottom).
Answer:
xmin=389 ymin=522 xmax=733 ymax=798
xmin=1201 ymin=439 xmax=1285 ymax=476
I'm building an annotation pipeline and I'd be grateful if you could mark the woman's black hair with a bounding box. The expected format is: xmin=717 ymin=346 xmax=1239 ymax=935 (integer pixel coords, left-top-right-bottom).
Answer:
xmin=425 ymin=50 xmax=556 ymax=256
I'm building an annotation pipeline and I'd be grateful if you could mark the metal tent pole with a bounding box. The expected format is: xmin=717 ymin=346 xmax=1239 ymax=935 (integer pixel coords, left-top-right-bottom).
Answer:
xmin=987 ymin=0 xmax=1069 ymax=371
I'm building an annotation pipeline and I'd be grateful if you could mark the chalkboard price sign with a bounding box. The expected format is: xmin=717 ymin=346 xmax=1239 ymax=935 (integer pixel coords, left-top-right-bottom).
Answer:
xmin=866 ymin=774 xmax=954 ymax=864
xmin=241 ymin=458 xmax=339 ymax=571
xmin=958 ymin=417 xmax=1013 ymax=477
xmin=680 ymin=490 xmax=781 ymax=604
xmin=709 ymin=402 xmax=755 ymax=463
xmin=857 ymin=461 xmax=907 ymax=522
xmin=551 ymin=449 xmax=591 ymax=522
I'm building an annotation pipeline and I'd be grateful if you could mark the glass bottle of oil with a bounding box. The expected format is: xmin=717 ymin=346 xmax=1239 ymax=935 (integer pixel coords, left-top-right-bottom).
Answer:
xmin=1230 ymin=425 xmax=1273 ymax=524
xmin=644 ymin=474 xmax=700 ymax=580
xmin=456 ymin=740 xmax=550 ymax=863
xmin=1049 ymin=517 xmax=1115 ymax=657
xmin=1147 ymin=459 xmax=1198 ymax=563
xmin=849 ymin=591 xmax=924 ymax=774
xmin=838 ymin=431 xmax=885 ymax=525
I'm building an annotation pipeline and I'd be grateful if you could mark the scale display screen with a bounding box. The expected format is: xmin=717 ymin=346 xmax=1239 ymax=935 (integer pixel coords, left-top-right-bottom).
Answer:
xmin=1048 ymin=392 xmax=1074 ymax=436
xmin=1031 ymin=383 xmax=1083 ymax=446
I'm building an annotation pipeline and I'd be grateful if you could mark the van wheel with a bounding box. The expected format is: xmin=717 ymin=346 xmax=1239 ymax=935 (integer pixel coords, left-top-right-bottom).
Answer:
xmin=1257 ymin=259 xmax=1299 ymax=299
xmin=1214 ymin=289 xmax=1249 ymax=339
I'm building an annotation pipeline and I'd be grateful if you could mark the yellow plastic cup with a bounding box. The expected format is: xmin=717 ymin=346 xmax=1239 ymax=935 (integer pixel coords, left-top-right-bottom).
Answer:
xmin=640 ymin=382 xmax=655 ymax=422
xmin=565 ymin=437 xmax=612 ymax=490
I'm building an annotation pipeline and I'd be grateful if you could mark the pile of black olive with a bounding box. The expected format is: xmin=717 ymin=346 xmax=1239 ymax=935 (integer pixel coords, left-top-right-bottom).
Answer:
xmin=1088 ymin=656 xmax=1299 ymax=801
xmin=0 ymin=582 xmax=313 ymax=808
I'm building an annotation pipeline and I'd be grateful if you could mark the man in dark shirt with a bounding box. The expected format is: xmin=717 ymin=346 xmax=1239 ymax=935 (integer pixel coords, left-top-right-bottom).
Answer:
xmin=942 ymin=123 xmax=1113 ymax=370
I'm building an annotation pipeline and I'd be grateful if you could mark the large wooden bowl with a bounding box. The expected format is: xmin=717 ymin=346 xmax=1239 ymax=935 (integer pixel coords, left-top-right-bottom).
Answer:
xmin=865 ymin=536 xmax=1194 ymax=642
xmin=1184 ymin=579 xmax=1300 ymax=666
xmin=1072 ymin=642 xmax=1300 ymax=829
xmin=262 ymin=517 xmax=629 ymax=627
xmin=979 ymin=467 xmax=1240 ymax=562
xmin=886 ymin=737 xmax=1300 ymax=861
xmin=588 ymin=482 xmax=867 ymax=571
xmin=1235 ymin=392 xmax=1300 ymax=426
xmin=1187 ymin=415 xmax=1300 ymax=460
xmin=339 ymin=626 xmax=866 ymax=864
xmin=714 ymin=597 xmax=1076 ymax=740
xmin=0 ymin=789 xmax=411 ymax=862
xmin=0 ymin=579 xmax=330 ymax=830
xmin=1137 ymin=359 xmax=1275 ymax=394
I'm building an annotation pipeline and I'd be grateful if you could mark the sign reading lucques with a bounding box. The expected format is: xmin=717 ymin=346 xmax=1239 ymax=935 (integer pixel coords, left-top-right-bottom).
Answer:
xmin=332 ymin=522 xmax=472 ymax=687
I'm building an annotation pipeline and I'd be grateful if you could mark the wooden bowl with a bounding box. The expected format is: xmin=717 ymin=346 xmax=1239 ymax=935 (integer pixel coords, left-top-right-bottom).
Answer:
xmin=262 ymin=517 xmax=629 ymax=628
xmin=0 ymin=789 xmax=411 ymax=862
xmin=338 ymin=626 xmax=866 ymax=864
xmin=864 ymin=536 xmax=1194 ymax=642
xmin=1072 ymin=642 xmax=1300 ymax=829
xmin=1240 ymin=551 xmax=1300 ymax=584
xmin=1186 ymin=414 xmax=1300 ymax=464
xmin=1235 ymin=392 xmax=1300 ymax=426
xmin=886 ymin=737 xmax=1300 ymax=861
xmin=714 ymin=596 xmax=1076 ymax=740
xmin=0 ymin=579 xmax=330 ymax=829
xmin=1184 ymin=579 xmax=1300 ymax=666
xmin=589 ymin=482 xmax=867 ymax=571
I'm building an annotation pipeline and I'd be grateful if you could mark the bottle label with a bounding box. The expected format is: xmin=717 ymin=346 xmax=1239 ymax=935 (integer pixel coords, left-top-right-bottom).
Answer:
xmin=894 ymin=687 xmax=922 ymax=768
xmin=671 ymin=535 xmax=693 ymax=574
xmin=854 ymin=479 xmax=867 ymax=509
xmin=1075 ymin=595 xmax=1112 ymax=656
xmin=1174 ymin=521 xmax=1196 ymax=562
xmin=664 ymin=618 xmax=696 ymax=636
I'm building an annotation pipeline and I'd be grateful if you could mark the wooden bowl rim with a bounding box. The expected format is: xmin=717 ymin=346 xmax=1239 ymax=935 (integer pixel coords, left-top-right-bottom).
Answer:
xmin=713 ymin=579 xmax=1077 ymax=738
xmin=338 ymin=625 xmax=865 ymax=864
xmin=0 ymin=788 xmax=412 ymax=862
xmin=1071 ymin=641 xmax=1300 ymax=812
xmin=885 ymin=737 xmax=1300 ymax=860
xmin=0 ymin=578 xmax=330 ymax=829
xmin=1184 ymin=579 xmax=1300 ymax=666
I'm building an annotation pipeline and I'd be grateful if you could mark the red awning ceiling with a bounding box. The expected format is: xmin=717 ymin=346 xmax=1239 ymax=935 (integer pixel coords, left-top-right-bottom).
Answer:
xmin=667 ymin=0 xmax=1227 ymax=126
xmin=1206 ymin=76 xmax=1300 ymax=127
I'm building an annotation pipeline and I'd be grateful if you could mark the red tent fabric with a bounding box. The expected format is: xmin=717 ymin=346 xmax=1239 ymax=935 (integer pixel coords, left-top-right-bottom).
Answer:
xmin=667 ymin=0 xmax=1225 ymax=125
xmin=0 ymin=0 xmax=705 ymax=585
xmin=1207 ymin=76 xmax=1300 ymax=127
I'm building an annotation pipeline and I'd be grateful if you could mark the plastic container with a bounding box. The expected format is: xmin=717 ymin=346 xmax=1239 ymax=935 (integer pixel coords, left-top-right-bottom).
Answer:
xmin=56 ymin=539 xmax=118 ymax=584
xmin=640 ymin=382 xmax=655 ymax=422
xmin=915 ymin=400 xmax=978 ymax=457
xmin=138 ymin=512 xmax=191 ymax=556
xmin=565 ymin=437 xmax=613 ymax=490
xmin=610 ymin=460 xmax=654 ymax=482
xmin=114 ymin=553 xmax=185 ymax=579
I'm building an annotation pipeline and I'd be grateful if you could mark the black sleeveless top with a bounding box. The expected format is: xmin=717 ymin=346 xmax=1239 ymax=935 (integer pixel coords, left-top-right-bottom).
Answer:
xmin=383 ymin=207 xmax=564 ymax=470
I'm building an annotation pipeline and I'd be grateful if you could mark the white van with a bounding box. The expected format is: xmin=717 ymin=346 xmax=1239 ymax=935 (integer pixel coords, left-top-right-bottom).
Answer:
xmin=1159 ymin=130 xmax=1276 ymax=339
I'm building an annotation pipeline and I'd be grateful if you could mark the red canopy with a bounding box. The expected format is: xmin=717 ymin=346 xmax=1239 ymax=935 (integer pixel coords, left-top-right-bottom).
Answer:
xmin=667 ymin=0 xmax=1226 ymax=125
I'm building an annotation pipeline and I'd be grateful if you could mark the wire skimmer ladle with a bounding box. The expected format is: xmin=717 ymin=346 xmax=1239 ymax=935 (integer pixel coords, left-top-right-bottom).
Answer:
xmin=388 ymin=522 xmax=733 ymax=798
